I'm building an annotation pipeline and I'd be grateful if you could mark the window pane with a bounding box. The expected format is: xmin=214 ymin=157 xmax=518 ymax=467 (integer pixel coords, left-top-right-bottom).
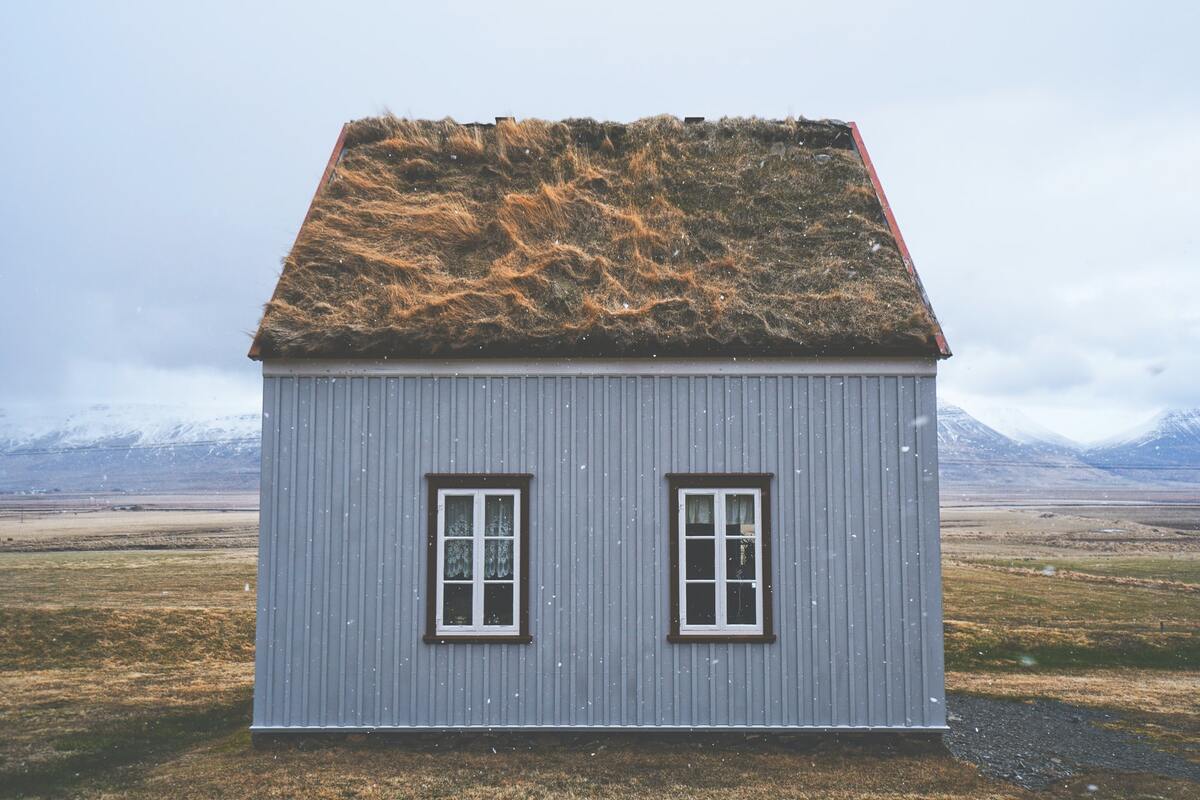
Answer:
xmin=685 ymin=539 xmax=715 ymax=580
xmin=684 ymin=494 xmax=715 ymax=536
xmin=726 ymin=582 xmax=757 ymax=625
xmin=725 ymin=539 xmax=756 ymax=580
xmin=483 ymin=583 xmax=514 ymax=626
xmin=725 ymin=494 xmax=756 ymax=536
xmin=484 ymin=539 xmax=514 ymax=580
xmin=685 ymin=583 xmax=716 ymax=625
xmin=443 ymin=540 xmax=472 ymax=579
xmin=485 ymin=495 xmax=515 ymax=537
xmin=442 ymin=583 xmax=472 ymax=625
xmin=445 ymin=495 xmax=474 ymax=538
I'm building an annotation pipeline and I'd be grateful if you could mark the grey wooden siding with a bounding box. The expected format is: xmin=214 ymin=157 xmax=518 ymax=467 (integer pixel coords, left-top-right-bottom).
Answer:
xmin=254 ymin=373 xmax=944 ymax=730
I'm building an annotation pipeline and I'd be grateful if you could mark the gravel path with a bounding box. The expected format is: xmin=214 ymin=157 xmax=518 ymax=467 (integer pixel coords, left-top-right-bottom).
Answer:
xmin=946 ymin=692 xmax=1200 ymax=790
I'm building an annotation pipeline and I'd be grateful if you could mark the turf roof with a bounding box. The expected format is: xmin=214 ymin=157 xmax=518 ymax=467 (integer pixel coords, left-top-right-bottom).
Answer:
xmin=250 ymin=116 xmax=948 ymax=360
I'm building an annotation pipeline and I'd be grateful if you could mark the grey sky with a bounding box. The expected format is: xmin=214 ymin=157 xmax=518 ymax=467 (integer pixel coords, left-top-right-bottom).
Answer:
xmin=2 ymin=1 xmax=1196 ymax=441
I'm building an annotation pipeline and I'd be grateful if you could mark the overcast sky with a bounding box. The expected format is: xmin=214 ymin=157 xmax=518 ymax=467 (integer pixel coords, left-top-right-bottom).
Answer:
xmin=2 ymin=1 xmax=1196 ymax=442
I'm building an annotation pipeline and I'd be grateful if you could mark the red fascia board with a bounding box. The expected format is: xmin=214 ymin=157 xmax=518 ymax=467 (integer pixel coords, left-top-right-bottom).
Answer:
xmin=849 ymin=122 xmax=951 ymax=358
xmin=247 ymin=123 xmax=351 ymax=360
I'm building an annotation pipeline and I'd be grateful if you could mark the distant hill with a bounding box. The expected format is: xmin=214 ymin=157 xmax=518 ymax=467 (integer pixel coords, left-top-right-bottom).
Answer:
xmin=936 ymin=404 xmax=1133 ymax=490
xmin=0 ymin=405 xmax=260 ymax=493
xmin=1 ymin=401 xmax=1196 ymax=494
xmin=1082 ymin=409 xmax=1200 ymax=485
xmin=937 ymin=403 xmax=1200 ymax=490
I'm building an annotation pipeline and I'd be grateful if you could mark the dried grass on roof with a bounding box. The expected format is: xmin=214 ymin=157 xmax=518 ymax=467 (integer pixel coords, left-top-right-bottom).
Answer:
xmin=254 ymin=116 xmax=942 ymax=358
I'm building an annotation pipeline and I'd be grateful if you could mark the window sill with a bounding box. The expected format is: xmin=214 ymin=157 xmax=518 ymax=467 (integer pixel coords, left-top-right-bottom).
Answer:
xmin=667 ymin=633 xmax=777 ymax=644
xmin=423 ymin=634 xmax=533 ymax=645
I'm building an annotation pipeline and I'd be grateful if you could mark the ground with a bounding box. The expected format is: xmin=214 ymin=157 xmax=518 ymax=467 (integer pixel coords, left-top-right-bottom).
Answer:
xmin=0 ymin=497 xmax=1197 ymax=798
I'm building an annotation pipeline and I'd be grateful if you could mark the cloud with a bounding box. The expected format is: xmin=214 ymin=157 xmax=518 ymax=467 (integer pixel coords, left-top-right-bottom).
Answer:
xmin=2 ymin=1 xmax=1197 ymax=442
xmin=54 ymin=360 xmax=261 ymax=415
xmin=874 ymin=90 xmax=1200 ymax=438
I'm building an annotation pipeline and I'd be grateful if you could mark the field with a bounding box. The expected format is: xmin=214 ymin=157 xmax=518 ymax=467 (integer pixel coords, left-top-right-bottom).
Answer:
xmin=1 ymin=498 xmax=1198 ymax=798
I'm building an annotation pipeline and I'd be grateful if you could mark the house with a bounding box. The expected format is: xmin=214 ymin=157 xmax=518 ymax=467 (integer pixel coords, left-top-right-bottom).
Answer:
xmin=248 ymin=116 xmax=951 ymax=733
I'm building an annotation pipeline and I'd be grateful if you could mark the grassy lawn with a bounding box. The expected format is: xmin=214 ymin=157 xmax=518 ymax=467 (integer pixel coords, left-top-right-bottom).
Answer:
xmin=0 ymin=549 xmax=258 ymax=608
xmin=1 ymin=510 xmax=1198 ymax=798
xmin=942 ymin=562 xmax=1200 ymax=672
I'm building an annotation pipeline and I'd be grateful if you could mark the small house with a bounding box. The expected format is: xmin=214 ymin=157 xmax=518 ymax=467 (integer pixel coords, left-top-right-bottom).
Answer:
xmin=248 ymin=116 xmax=951 ymax=732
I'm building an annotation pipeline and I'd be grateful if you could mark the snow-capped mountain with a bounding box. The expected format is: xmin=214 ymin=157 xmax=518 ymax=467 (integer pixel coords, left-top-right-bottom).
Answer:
xmin=0 ymin=404 xmax=260 ymax=493
xmin=936 ymin=403 xmax=1130 ymax=489
xmin=1 ymin=402 xmax=1195 ymax=495
xmin=1082 ymin=409 xmax=1200 ymax=484
xmin=968 ymin=406 xmax=1079 ymax=450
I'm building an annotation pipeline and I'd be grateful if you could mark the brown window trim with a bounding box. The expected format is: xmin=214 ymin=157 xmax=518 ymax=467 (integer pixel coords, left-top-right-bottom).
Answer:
xmin=424 ymin=473 xmax=533 ymax=645
xmin=666 ymin=473 xmax=776 ymax=644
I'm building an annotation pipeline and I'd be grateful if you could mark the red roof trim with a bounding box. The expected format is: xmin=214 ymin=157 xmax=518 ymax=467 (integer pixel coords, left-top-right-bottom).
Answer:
xmin=849 ymin=122 xmax=951 ymax=358
xmin=248 ymin=123 xmax=351 ymax=360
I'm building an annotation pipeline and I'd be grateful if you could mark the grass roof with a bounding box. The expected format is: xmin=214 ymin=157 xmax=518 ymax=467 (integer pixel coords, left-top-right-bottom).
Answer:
xmin=251 ymin=116 xmax=947 ymax=359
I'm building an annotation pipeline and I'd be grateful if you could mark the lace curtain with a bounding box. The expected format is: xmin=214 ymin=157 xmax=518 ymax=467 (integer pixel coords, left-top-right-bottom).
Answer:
xmin=485 ymin=496 xmax=514 ymax=537
xmin=445 ymin=496 xmax=473 ymax=538
xmin=484 ymin=540 xmax=513 ymax=579
xmin=444 ymin=540 xmax=471 ymax=579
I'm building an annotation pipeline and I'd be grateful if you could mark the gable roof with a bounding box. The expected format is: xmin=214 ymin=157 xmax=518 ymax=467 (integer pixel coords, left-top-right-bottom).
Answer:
xmin=249 ymin=116 xmax=949 ymax=360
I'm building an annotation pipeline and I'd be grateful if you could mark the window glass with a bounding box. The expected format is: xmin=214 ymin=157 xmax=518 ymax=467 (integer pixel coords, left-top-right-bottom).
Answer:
xmin=483 ymin=584 xmax=514 ymax=626
xmin=685 ymin=539 xmax=716 ymax=579
xmin=444 ymin=540 xmax=472 ymax=579
xmin=676 ymin=485 xmax=765 ymax=637
xmin=435 ymin=487 xmax=522 ymax=636
xmin=725 ymin=494 xmax=755 ymax=536
xmin=726 ymin=582 xmax=757 ymax=625
xmin=725 ymin=539 xmax=755 ymax=580
xmin=484 ymin=539 xmax=513 ymax=580
xmin=686 ymin=583 xmax=717 ymax=625
xmin=685 ymin=494 xmax=715 ymax=536
xmin=442 ymin=583 xmax=472 ymax=626
xmin=445 ymin=495 xmax=474 ymax=538
xmin=485 ymin=495 xmax=515 ymax=537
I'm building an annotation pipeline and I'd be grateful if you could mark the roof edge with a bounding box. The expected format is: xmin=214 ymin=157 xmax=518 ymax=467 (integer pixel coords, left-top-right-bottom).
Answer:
xmin=248 ymin=123 xmax=351 ymax=360
xmin=261 ymin=357 xmax=938 ymax=377
xmin=848 ymin=122 xmax=951 ymax=358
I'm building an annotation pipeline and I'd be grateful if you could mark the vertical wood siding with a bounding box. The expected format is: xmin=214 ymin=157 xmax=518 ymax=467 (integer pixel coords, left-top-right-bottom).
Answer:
xmin=253 ymin=374 xmax=944 ymax=730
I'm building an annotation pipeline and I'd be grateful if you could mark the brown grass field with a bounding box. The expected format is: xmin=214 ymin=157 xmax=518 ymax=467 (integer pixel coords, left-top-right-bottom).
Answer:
xmin=0 ymin=501 xmax=1197 ymax=798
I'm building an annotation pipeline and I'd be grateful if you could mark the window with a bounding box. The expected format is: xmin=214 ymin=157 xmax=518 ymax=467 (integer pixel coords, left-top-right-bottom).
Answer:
xmin=667 ymin=474 xmax=775 ymax=643
xmin=424 ymin=474 xmax=532 ymax=643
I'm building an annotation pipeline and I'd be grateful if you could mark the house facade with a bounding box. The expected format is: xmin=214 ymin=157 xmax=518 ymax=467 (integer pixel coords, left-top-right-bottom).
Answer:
xmin=249 ymin=117 xmax=951 ymax=732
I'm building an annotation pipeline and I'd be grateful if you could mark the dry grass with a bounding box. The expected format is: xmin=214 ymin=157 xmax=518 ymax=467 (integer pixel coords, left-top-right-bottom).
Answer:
xmin=946 ymin=670 xmax=1200 ymax=718
xmin=0 ymin=549 xmax=257 ymax=608
xmin=254 ymin=116 xmax=941 ymax=359
xmin=968 ymin=555 xmax=1200 ymax=586
xmin=940 ymin=507 xmax=1200 ymax=560
xmin=942 ymin=562 xmax=1200 ymax=671
xmin=117 ymin=738 xmax=1018 ymax=800
xmin=3 ymin=504 xmax=1200 ymax=798
xmin=0 ymin=607 xmax=255 ymax=670
xmin=943 ymin=562 xmax=1200 ymax=627
xmin=0 ymin=662 xmax=252 ymax=781
xmin=0 ymin=509 xmax=259 ymax=551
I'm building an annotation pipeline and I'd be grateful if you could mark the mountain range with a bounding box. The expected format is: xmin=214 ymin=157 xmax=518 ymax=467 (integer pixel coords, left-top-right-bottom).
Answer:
xmin=0 ymin=404 xmax=260 ymax=493
xmin=937 ymin=405 xmax=1200 ymax=490
xmin=1 ymin=402 xmax=1198 ymax=494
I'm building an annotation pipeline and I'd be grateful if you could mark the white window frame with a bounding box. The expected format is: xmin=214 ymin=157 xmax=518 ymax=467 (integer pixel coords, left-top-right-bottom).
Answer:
xmin=677 ymin=487 xmax=764 ymax=635
xmin=434 ymin=488 xmax=521 ymax=636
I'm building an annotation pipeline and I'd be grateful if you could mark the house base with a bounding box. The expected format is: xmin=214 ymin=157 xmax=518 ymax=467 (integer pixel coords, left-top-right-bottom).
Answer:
xmin=250 ymin=725 xmax=948 ymax=751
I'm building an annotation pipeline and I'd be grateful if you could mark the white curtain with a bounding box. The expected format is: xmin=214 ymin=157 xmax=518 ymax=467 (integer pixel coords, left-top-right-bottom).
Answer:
xmin=726 ymin=494 xmax=755 ymax=534
xmin=686 ymin=495 xmax=714 ymax=524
